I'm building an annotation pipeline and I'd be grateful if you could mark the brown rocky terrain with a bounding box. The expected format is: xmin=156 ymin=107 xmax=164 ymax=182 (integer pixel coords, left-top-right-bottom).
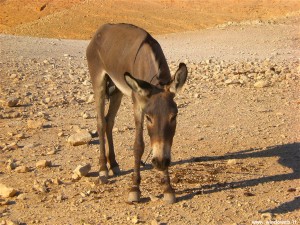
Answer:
xmin=0 ymin=1 xmax=300 ymax=225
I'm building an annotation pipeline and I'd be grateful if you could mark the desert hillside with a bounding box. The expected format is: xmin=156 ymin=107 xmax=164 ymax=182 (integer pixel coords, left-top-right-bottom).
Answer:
xmin=1 ymin=0 xmax=300 ymax=39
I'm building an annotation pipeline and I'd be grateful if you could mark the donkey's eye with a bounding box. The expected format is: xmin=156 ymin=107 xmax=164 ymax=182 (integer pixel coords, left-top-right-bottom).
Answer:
xmin=145 ymin=115 xmax=152 ymax=123
xmin=170 ymin=114 xmax=177 ymax=122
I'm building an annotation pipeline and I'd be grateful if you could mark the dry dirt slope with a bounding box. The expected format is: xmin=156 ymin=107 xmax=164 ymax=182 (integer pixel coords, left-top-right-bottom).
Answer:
xmin=1 ymin=0 xmax=300 ymax=39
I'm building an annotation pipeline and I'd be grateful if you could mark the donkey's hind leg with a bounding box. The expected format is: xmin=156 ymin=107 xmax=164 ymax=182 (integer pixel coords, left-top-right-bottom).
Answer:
xmin=91 ymin=71 xmax=109 ymax=184
xmin=105 ymin=88 xmax=123 ymax=175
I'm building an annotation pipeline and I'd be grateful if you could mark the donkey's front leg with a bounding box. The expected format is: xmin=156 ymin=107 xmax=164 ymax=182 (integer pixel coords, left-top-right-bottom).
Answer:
xmin=161 ymin=169 xmax=176 ymax=204
xmin=128 ymin=106 xmax=144 ymax=203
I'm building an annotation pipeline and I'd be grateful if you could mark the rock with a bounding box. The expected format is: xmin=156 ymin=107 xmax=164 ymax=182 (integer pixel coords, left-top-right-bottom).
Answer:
xmin=254 ymin=80 xmax=269 ymax=88
xmin=149 ymin=194 xmax=159 ymax=202
xmin=225 ymin=79 xmax=233 ymax=84
xmin=225 ymin=79 xmax=240 ymax=85
xmin=227 ymin=159 xmax=237 ymax=165
xmin=27 ymin=119 xmax=44 ymax=129
xmin=261 ymin=212 xmax=273 ymax=220
xmin=82 ymin=112 xmax=91 ymax=119
xmin=16 ymin=133 xmax=25 ymax=139
xmin=15 ymin=165 xmax=30 ymax=173
xmin=52 ymin=178 xmax=62 ymax=185
xmin=7 ymin=162 xmax=17 ymax=171
xmin=7 ymin=97 xmax=19 ymax=107
xmin=67 ymin=131 xmax=92 ymax=146
xmin=73 ymin=164 xmax=91 ymax=177
xmin=0 ymin=220 xmax=18 ymax=225
xmin=33 ymin=180 xmax=48 ymax=193
xmin=47 ymin=149 xmax=57 ymax=155
xmin=17 ymin=193 xmax=27 ymax=200
xmin=151 ymin=220 xmax=161 ymax=225
xmin=287 ymin=188 xmax=296 ymax=192
xmin=72 ymin=173 xmax=81 ymax=181
xmin=36 ymin=160 xmax=52 ymax=168
xmin=132 ymin=215 xmax=139 ymax=224
xmin=194 ymin=93 xmax=201 ymax=98
xmin=0 ymin=183 xmax=17 ymax=198
xmin=87 ymin=94 xmax=94 ymax=103
xmin=56 ymin=194 xmax=67 ymax=201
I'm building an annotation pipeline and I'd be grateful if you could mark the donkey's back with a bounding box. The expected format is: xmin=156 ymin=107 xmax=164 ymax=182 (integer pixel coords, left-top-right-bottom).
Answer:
xmin=86 ymin=23 xmax=171 ymax=96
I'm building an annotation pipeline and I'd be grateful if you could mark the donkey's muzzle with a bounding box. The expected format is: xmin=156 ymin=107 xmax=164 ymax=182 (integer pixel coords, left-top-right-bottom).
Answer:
xmin=152 ymin=157 xmax=170 ymax=171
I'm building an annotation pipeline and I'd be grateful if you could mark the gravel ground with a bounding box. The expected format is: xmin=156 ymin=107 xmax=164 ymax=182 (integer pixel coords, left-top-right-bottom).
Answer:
xmin=0 ymin=13 xmax=300 ymax=225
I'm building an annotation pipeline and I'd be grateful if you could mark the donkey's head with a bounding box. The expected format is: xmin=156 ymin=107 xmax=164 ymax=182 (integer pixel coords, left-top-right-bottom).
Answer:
xmin=125 ymin=63 xmax=188 ymax=171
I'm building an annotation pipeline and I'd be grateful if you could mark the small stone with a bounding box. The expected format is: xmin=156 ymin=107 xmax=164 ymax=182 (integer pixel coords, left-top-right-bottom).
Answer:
xmin=132 ymin=215 xmax=139 ymax=224
xmin=52 ymin=178 xmax=62 ymax=185
xmin=7 ymin=162 xmax=17 ymax=171
xmin=82 ymin=112 xmax=90 ymax=119
xmin=194 ymin=93 xmax=201 ymax=98
xmin=225 ymin=79 xmax=233 ymax=84
xmin=82 ymin=80 xmax=90 ymax=86
xmin=254 ymin=80 xmax=269 ymax=88
xmin=287 ymin=188 xmax=296 ymax=192
xmin=0 ymin=220 xmax=18 ymax=225
xmin=0 ymin=183 xmax=17 ymax=198
xmin=103 ymin=214 xmax=111 ymax=220
xmin=16 ymin=133 xmax=25 ymax=139
xmin=10 ymin=74 xmax=17 ymax=79
xmin=261 ymin=212 xmax=273 ymax=220
xmin=113 ymin=127 xmax=120 ymax=133
xmin=206 ymin=59 xmax=212 ymax=64
xmin=33 ymin=180 xmax=48 ymax=193
xmin=67 ymin=131 xmax=92 ymax=146
xmin=73 ymin=164 xmax=91 ymax=177
xmin=36 ymin=160 xmax=52 ymax=168
xmin=227 ymin=159 xmax=237 ymax=165
xmin=27 ymin=119 xmax=44 ymax=129
xmin=47 ymin=149 xmax=56 ymax=155
xmin=7 ymin=97 xmax=19 ymax=107
xmin=58 ymin=132 xmax=64 ymax=137
xmin=151 ymin=219 xmax=160 ymax=225
xmin=72 ymin=173 xmax=80 ymax=181
xmin=87 ymin=94 xmax=94 ymax=103
xmin=43 ymin=97 xmax=51 ymax=104
xmin=17 ymin=193 xmax=27 ymax=200
xmin=15 ymin=165 xmax=30 ymax=173
xmin=244 ymin=191 xmax=255 ymax=197
xmin=56 ymin=194 xmax=67 ymax=201
xmin=149 ymin=194 xmax=159 ymax=202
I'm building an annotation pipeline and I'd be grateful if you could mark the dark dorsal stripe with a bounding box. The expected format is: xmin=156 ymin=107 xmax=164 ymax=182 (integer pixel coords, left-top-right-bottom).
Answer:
xmin=133 ymin=33 xmax=165 ymax=82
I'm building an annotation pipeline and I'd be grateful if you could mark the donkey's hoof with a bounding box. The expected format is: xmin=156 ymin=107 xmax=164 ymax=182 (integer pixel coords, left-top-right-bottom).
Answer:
xmin=128 ymin=191 xmax=141 ymax=203
xmin=109 ymin=166 xmax=121 ymax=176
xmin=99 ymin=171 xmax=108 ymax=184
xmin=164 ymin=192 xmax=176 ymax=204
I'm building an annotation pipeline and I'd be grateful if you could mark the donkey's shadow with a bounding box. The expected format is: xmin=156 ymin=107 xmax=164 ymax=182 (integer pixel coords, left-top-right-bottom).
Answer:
xmin=173 ymin=142 xmax=300 ymax=214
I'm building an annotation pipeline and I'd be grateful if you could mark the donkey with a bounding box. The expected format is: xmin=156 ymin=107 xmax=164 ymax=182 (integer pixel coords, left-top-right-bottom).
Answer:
xmin=86 ymin=23 xmax=187 ymax=204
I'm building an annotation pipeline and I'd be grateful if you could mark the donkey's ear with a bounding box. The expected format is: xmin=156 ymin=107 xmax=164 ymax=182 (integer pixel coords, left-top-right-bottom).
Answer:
xmin=169 ymin=63 xmax=188 ymax=93
xmin=124 ymin=72 xmax=152 ymax=97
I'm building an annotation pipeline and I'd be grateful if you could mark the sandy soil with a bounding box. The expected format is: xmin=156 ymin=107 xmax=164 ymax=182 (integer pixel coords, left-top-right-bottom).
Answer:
xmin=1 ymin=1 xmax=300 ymax=225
